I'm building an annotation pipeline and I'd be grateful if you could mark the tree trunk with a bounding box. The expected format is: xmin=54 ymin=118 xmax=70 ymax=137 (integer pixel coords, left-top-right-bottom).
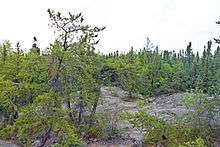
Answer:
xmin=88 ymin=97 xmax=99 ymax=128
xmin=129 ymin=91 xmax=132 ymax=98
xmin=39 ymin=126 xmax=52 ymax=147
xmin=76 ymin=90 xmax=84 ymax=126
xmin=66 ymin=97 xmax=73 ymax=121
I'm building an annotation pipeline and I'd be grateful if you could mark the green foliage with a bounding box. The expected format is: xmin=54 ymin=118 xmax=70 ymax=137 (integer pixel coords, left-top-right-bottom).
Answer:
xmin=106 ymin=123 xmax=120 ymax=139
xmin=179 ymin=137 xmax=206 ymax=147
xmin=121 ymin=110 xmax=213 ymax=146
xmin=121 ymin=90 xmax=219 ymax=146
xmin=1 ymin=91 xmax=82 ymax=146
xmin=0 ymin=9 xmax=104 ymax=146
xmin=0 ymin=8 xmax=219 ymax=146
xmin=182 ymin=92 xmax=220 ymax=144
xmin=104 ymin=40 xmax=220 ymax=96
xmin=87 ymin=113 xmax=107 ymax=139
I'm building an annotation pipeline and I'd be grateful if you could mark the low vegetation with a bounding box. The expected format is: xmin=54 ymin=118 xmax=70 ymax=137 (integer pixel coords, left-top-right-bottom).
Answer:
xmin=0 ymin=9 xmax=219 ymax=146
xmin=122 ymin=92 xmax=220 ymax=146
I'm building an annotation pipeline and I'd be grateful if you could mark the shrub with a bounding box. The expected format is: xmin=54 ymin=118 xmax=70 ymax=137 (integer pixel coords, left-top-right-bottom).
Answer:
xmin=87 ymin=113 xmax=107 ymax=139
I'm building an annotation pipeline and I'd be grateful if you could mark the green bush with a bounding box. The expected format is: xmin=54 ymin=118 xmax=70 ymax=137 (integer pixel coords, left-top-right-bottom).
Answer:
xmin=87 ymin=113 xmax=107 ymax=139
xmin=121 ymin=110 xmax=213 ymax=146
xmin=179 ymin=137 xmax=206 ymax=147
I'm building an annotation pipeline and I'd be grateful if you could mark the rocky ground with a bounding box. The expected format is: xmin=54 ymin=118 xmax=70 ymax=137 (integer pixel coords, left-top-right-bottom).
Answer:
xmin=87 ymin=87 xmax=220 ymax=147
xmin=0 ymin=140 xmax=17 ymax=147
xmin=86 ymin=87 xmax=180 ymax=147
xmin=86 ymin=87 xmax=143 ymax=147
xmin=145 ymin=93 xmax=193 ymax=121
xmin=1 ymin=87 xmax=219 ymax=147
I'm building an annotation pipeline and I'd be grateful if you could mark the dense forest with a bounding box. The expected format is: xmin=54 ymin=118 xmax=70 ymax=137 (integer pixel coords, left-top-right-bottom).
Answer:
xmin=0 ymin=10 xmax=219 ymax=147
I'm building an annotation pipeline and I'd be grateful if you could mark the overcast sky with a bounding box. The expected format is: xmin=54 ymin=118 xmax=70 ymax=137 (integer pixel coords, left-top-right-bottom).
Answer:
xmin=0 ymin=0 xmax=219 ymax=53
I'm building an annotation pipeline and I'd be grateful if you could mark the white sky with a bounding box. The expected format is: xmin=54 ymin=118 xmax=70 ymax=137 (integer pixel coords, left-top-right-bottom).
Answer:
xmin=0 ymin=0 xmax=220 ymax=53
